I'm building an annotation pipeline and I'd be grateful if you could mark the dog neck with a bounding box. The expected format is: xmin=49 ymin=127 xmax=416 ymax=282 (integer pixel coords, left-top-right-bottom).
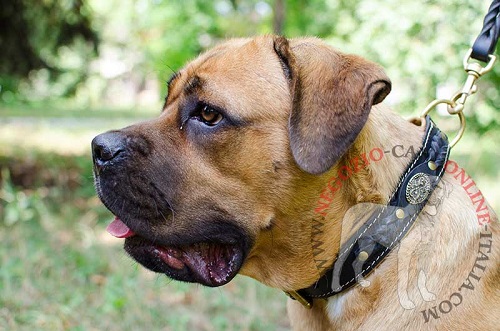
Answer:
xmin=306 ymin=104 xmax=427 ymax=282
xmin=286 ymin=106 xmax=451 ymax=327
xmin=241 ymin=105 xmax=426 ymax=292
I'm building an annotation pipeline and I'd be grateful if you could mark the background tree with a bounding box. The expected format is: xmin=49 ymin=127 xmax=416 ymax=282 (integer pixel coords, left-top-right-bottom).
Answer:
xmin=0 ymin=0 xmax=99 ymax=97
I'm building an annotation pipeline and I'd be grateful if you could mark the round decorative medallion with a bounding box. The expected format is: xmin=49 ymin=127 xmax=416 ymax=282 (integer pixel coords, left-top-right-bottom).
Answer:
xmin=406 ymin=173 xmax=432 ymax=204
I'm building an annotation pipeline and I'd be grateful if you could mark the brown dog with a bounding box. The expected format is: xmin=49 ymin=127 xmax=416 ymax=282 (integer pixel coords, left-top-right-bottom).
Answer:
xmin=92 ymin=36 xmax=500 ymax=330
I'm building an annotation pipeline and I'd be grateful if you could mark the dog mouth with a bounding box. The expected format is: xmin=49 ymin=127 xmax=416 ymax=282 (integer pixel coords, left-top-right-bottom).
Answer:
xmin=151 ymin=241 xmax=243 ymax=286
xmin=107 ymin=217 xmax=246 ymax=287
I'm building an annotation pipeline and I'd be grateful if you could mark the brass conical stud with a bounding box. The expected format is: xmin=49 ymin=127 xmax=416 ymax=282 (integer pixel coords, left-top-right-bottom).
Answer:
xmin=358 ymin=251 xmax=369 ymax=262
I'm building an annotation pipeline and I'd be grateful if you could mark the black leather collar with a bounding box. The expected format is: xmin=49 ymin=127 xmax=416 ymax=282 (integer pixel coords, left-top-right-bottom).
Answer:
xmin=287 ymin=116 xmax=450 ymax=308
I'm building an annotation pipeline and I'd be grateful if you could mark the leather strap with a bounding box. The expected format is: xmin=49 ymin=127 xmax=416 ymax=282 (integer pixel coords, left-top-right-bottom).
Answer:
xmin=471 ymin=0 xmax=500 ymax=62
xmin=288 ymin=116 xmax=450 ymax=307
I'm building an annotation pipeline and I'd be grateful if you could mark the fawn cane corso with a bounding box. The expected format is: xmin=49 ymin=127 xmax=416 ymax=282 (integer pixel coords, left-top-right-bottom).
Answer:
xmin=92 ymin=36 xmax=499 ymax=330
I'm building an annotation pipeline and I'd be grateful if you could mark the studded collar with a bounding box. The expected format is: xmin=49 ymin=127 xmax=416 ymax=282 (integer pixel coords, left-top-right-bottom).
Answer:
xmin=287 ymin=116 xmax=450 ymax=308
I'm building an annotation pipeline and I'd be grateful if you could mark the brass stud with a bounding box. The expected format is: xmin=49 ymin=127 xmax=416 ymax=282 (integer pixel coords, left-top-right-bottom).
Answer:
xmin=428 ymin=161 xmax=437 ymax=171
xmin=396 ymin=209 xmax=405 ymax=219
xmin=358 ymin=251 xmax=369 ymax=262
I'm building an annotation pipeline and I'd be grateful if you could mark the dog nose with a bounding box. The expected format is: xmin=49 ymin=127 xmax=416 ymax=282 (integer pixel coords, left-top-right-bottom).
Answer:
xmin=92 ymin=131 xmax=126 ymax=169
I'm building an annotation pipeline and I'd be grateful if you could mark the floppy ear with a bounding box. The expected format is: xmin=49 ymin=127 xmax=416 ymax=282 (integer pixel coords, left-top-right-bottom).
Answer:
xmin=273 ymin=37 xmax=391 ymax=175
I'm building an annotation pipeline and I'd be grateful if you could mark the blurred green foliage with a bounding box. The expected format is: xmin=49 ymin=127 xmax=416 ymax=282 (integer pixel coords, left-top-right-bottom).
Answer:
xmin=1 ymin=0 xmax=498 ymax=130
xmin=0 ymin=170 xmax=40 ymax=226
xmin=0 ymin=0 xmax=98 ymax=98
xmin=0 ymin=151 xmax=98 ymax=226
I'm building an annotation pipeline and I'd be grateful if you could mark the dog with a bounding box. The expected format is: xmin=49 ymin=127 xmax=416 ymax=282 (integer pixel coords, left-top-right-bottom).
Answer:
xmin=92 ymin=36 xmax=500 ymax=330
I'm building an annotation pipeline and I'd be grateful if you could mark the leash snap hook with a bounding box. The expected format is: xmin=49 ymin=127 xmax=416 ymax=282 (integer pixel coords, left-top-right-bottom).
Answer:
xmin=449 ymin=49 xmax=497 ymax=114
xmin=464 ymin=48 xmax=497 ymax=76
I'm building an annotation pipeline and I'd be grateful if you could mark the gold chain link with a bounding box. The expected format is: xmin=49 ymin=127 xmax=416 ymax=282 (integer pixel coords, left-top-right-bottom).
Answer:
xmin=421 ymin=48 xmax=497 ymax=148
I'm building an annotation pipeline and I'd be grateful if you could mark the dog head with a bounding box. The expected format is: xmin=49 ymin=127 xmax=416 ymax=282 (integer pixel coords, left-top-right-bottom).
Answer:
xmin=92 ymin=36 xmax=390 ymax=289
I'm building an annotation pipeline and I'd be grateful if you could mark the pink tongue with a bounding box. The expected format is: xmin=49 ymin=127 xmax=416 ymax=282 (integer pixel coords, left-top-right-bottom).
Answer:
xmin=106 ymin=217 xmax=136 ymax=238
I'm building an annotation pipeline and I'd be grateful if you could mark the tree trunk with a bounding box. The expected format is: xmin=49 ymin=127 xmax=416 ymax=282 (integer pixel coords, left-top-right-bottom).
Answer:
xmin=273 ymin=0 xmax=285 ymax=35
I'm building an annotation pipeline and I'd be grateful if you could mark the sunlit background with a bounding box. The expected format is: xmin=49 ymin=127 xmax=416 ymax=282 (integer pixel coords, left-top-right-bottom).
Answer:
xmin=1 ymin=1 xmax=498 ymax=330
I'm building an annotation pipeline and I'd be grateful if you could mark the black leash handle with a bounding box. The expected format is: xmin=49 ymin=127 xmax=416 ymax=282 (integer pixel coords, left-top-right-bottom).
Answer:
xmin=471 ymin=0 xmax=500 ymax=62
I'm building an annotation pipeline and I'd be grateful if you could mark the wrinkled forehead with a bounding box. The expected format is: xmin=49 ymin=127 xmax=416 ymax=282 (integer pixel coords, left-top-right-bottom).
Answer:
xmin=165 ymin=37 xmax=290 ymax=121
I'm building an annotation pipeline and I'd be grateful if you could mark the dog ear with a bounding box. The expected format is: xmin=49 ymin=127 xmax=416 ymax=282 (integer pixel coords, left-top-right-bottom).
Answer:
xmin=273 ymin=36 xmax=391 ymax=174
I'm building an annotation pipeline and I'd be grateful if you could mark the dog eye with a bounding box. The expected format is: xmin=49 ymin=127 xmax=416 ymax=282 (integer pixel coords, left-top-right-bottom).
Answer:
xmin=196 ymin=105 xmax=223 ymax=126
